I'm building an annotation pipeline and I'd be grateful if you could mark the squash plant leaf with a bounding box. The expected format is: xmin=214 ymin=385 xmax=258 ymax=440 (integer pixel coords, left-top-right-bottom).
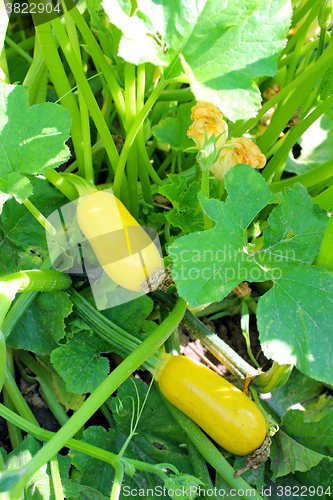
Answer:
xmin=293 ymin=459 xmax=333 ymax=499
xmin=270 ymin=430 xmax=328 ymax=481
xmin=51 ymin=295 xmax=157 ymax=394
xmin=51 ymin=330 xmax=111 ymax=394
xmin=102 ymin=294 xmax=156 ymax=338
xmin=282 ymin=408 xmax=333 ymax=458
xmin=1 ymin=436 xmax=106 ymax=500
xmin=104 ymin=0 xmax=292 ymax=120
xmin=70 ymin=427 xmax=116 ymax=497
xmin=152 ymin=103 xmax=193 ymax=151
xmin=71 ymin=396 xmax=192 ymax=498
xmin=170 ymin=164 xmax=333 ymax=385
xmin=0 ymin=177 xmax=66 ymax=276
xmin=7 ymin=291 xmax=72 ymax=355
xmin=107 ymin=379 xmax=193 ymax=479
xmin=271 ymin=368 xmax=324 ymax=415
xmin=159 ymin=175 xmax=204 ymax=233
xmin=0 ymin=82 xmax=71 ymax=206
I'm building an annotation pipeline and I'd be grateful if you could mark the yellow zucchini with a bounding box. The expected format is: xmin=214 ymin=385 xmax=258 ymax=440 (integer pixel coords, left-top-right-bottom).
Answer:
xmin=77 ymin=191 xmax=162 ymax=291
xmin=156 ymin=354 xmax=266 ymax=455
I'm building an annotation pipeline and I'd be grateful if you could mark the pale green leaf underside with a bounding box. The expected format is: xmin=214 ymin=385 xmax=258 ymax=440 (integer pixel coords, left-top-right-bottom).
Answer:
xmin=104 ymin=0 xmax=292 ymax=120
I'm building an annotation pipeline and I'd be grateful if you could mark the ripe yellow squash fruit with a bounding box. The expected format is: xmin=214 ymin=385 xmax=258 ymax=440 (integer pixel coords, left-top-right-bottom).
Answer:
xmin=77 ymin=191 xmax=162 ymax=291
xmin=156 ymin=354 xmax=267 ymax=456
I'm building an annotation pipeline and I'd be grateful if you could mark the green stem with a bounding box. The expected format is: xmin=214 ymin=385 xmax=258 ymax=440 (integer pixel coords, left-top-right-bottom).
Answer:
xmin=113 ymin=79 xmax=169 ymax=198
xmin=136 ymin=64 xmax=154 ymax=204
xmin=240 ymin=302 xmax=260 ymax=368
xmin=69 ymin=5 xmax=126 ymax=128
xmin=201 ymin=169 xmax=212 ymax=230
xmin=164 ymin=220 xmax=171 ymax=243
xmin=278 ymin=38 xmax=321 ymax=69
xmin=2 ymin=348 xmax=22 ymax=447
xmin=23 ymin=199 xmax=63 ymax=244
xmin=0 ymin=329 xmax=5 ymax=392
xmin=62 ymin=1 xmax=94 ymax=184
xmin=1 ymin=259 xmax=52 ymax=340
xmin=2 ymin=297 xmax=186 ymax=499
xmin=186 ymin=438 xmax=216 ymax=498
xmin=68 ymin=287 xmax=158 ymax=373
xmin=17 ymin=351 xmax=69 ymax=426
xmin=316 ymin=211 xmax=333 ymax=271
xmin=34 ymin=19 xmax=85 ymax=175
xmin=283 ymin=25 xmax=308 ymax=88
xmin=283 ymin=0 xmax=320 ymax=56
xmin=161 ymin=396 xmax=264 ymax=500
xmin=0 ymin=403 xmax=178 ymax=479
xmin=269 ymin=157 xmax=333 ymax=193
xmin=157 ymin=153 xmax=173 ymax=176
xmin=264 ymin=93 xmax=333 ymax=182
xmin=137 ymin=127 xmax=163 ymax=186
xmin=153 ymin=292 xmax=258 ymax=383
xmin=50 ymin=456 xmax=65 ymax=500
xmin=232 ymin=44 xmax=333 ymax=139
xmin=110 ymin=462 xmax=124 ymax=500
xmin=23 ymin=37 xmax=48 ymax=106
xmin=44 ymin=168 xmax=78 ymax=201
xmin=316 ymin=27 xmax=327 ymax=61
xmin=156 ymin=87 xmax=194 ymax=102
xmin=4 ymin=370 xmax=39 ymax=426
xmin=5 ymin=36 xmax=33 ymax=63
xmin=5 ymin=36 xmax=35 ymax=61
xmin=291 ymin=0 xmax=318 ymax=27
xmin=50 ymin=15 xmax=120 ymax=174
xmin=125 ymin=62 xmax=139 ymax=217
xmin=313 ymin=184 xmax=333 ymax=210
xmin=255 ymin=361 xmax=293 ymax=393
xmin=0 ymin=270 xmax=71 ymax=294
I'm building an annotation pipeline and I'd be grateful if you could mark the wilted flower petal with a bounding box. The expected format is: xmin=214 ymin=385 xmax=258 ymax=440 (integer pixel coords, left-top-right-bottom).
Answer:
xmin=210 ymin=137 xmax=266 ymax=181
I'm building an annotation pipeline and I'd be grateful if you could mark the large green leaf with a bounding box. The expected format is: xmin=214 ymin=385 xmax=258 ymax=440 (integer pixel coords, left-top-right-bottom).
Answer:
xmin=152 ymin=103 xmax=193 ymax=151
xmin=110 ymin=378 xmax=189 ymax=449
xmin=159 ymin=175 xmax=204 ymax=233
xmin=71 ymin=378 xmax=194 ymax=500
xmin=51 ymin=330 xmax=111 ymax=394
xmin=51 ymin=295 xmax=157 ymax=394
xmin=282 ymin=408 xmax=333 ymax=457
xmin=0 ymin=82 xmax=71 ymax=205
xmin=270 ymin=430 xmax=327 ymax=481
xmin=1 ymin=436 xmax=107 ymax=500
xmin=103 ymin=0 xmax=292 ymax=120
xmin=7 ymin=291 xmax=72 ymax=355
xmin=169 ymin=165 xmax=333 ymax=384
xmin=271 ymin=368 xmax=324 ymax=415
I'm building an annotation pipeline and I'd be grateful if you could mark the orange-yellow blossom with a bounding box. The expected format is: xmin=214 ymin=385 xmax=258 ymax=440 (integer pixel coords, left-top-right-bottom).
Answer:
xmin=210 ymin=137 xmax=266 ymax=181
xmin=187 ymin=101 xmax=228 ymax=151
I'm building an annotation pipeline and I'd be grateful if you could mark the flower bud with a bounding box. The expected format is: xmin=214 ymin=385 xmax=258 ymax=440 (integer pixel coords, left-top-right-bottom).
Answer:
xmin=210 ymin=137 xmax=266 ymax=181
xmin=187 ymin=101 xmax=228 ymax=152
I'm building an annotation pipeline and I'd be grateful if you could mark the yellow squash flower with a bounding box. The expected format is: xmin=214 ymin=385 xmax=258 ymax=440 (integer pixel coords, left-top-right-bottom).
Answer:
xmin=210 ymin=137 xmax=266 ymax=181
xmin=187 ymin=101 xmax=228 ymax=151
